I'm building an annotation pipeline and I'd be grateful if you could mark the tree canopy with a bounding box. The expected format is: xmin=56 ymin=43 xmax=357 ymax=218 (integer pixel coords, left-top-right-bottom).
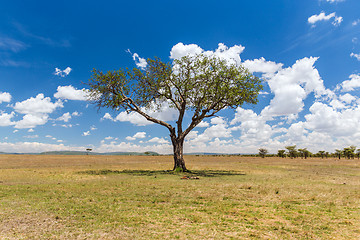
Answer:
xmin=87 ymin=54 xmax=263 ymax=171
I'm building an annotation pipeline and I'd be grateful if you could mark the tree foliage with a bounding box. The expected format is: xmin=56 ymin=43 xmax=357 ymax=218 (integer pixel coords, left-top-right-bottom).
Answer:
xmin=258 ymin=148 xmax=268 ymax=158
xmin=87 ymin=54 xmax=263 ymax=171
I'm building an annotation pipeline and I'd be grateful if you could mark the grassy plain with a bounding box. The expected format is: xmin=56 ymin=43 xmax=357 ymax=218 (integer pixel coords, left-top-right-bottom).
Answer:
xmin=0 ymin=154 xmax=359 ymax=239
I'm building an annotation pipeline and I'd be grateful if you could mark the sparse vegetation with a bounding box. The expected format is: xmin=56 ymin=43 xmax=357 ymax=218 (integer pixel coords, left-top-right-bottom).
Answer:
xmin=0 ymin=154 xmax=359 ymax=239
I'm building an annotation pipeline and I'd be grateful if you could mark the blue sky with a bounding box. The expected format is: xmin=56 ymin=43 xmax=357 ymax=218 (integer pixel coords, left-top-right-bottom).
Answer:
xmin=1 ymin=0 xmax=360 ymax=154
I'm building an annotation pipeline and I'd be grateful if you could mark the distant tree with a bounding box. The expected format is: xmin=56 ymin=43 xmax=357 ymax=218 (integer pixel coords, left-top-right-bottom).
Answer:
xmin=356 ymin=149 xmax=360 ymax=159
xmin=298 ymin=148 xmax=310 ymax=159
xmin=285 ymin=145 xmax=297 ymax=159
xmin=343 ymin=146 xmax=356 ymax=159
xmin=86 ymin=148 xmax=92 ymax=155
xmin=318 ymin=151 xmax=325 ymax=159
xmin=258 ymin=148 xmax=268 ymax=158
xmin=87 ymin=54 xmax=262 ymax=171
xmin=277 ymin=150 xmax=286 ymax=158
xmin=335 ymin=149 xmax=342 ymax=160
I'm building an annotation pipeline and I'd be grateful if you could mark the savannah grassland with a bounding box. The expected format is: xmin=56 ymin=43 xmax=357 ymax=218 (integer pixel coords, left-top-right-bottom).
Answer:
xmin=0 ymin=155 xmax=359 ymax=239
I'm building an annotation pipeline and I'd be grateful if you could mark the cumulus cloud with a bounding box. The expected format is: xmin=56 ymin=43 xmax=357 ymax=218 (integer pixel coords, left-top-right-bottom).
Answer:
xmin=0 ymin=92 xmax=12 ymax=104
xmin=54 ymin=85 xmax=89 ymax=101
xmin=170 ymin=42 xmax=245 ymax=65
xmin=14 ymin=93 xmax=63 ymax=115
xmin=261 ymin=57 xmax=330 ymax=118
xmin=148 ymin=137 xmax=169 ymax=144
xmin=339 ymin=74 xmax=360 ymax=92
xmin=243 ymin=57 xmax=283 ymax=78
xmin=82 ymin=131 xmax=90 ymax=136
xmin=15 ymin=114 xmax=49 ymax=129
xmin=0 ymin=112 xmax=15 ymax=126
xmin=304 ymin=102 xmax=360 ymax=137
xmin=339 ymin=93 xmax=356 ymax=104
xmin=126 ymin=132 xmax=146 ymax=141
xmin=102 ymin=113 xmax=114 ymax=121
xmin=115 ymin=101 xmax=178 ymax=126
xmin=57 ymin=112 xmax=71 ymax=122
xmin=350 ymin=53 xmax=360 ymax=61
xmin=54 ymin=67 xmax=72 ymax=77
xmin=132 ymin=53 xmax=147 ymax=70
xmin=196 ymin=121 xmax=209 ymax=128
xmin=308 ymin=12 xmax=343 ymax=26
xmin=12 ymin=94 xmax=63 ymax=129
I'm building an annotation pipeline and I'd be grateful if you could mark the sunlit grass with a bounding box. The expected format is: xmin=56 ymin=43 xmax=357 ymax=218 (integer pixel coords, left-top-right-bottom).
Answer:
xmin=0 ymin=155 xmax=359 ymax=239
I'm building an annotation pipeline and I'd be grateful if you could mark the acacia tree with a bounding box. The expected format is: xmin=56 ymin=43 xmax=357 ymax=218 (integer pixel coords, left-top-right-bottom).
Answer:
xmin=335 ymin=149 xmax=342 ymax=160
xmin=87 ymin=54 xmax=262 ymax=171
xmin=285 ymin=145 xmax=297 ymax=159
xmin=277 ymin=150 xmax=286 ymax=158
xmin=298 ymin=148 xmax=310 ymax=159
xmin=258 ymin=148 xmax=268 ymax=158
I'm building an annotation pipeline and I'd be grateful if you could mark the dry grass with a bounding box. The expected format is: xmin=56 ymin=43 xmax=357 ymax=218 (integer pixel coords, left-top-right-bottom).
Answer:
xmin=0 ymin=155 xmax=359 ymax=239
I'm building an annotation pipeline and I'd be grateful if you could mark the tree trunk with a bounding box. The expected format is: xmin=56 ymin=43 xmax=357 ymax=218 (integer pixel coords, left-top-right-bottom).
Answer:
xmin=171 ymin=137 xmax=187 ymax=171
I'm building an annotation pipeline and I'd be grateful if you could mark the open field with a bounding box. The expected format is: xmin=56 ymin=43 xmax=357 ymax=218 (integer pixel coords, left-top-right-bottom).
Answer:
xmin=0 ymin=155 xmax=359 ymax=239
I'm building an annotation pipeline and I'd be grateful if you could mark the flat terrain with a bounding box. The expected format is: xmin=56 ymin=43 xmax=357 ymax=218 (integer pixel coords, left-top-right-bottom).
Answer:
xmin=0 ymin=155 xmax=359 ymax=239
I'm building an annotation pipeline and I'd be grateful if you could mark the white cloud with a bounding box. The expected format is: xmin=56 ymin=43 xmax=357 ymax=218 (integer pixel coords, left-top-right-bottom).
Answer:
xmin=339 ymin=93 xmax=356 ymax=104
xmin=0 ymin=92 xmax=11 ymax=104
xmin=28 ymin=128 xmax=34 ymax=132
xmin=125 ymin=136 xmax=136 ymax=141
xmin=23 ymin=135 xmax=39 ymax=139
xmin=243 ymin=57 xmax=283 ymax=78
xmin=57 ymin=112 xmax=71 ymax=122
xmin=170 ymin=42 xmax=245 ymax=65
xmin=132 ymin=53 xmax=147 ymax=70
xmin=115 ymin=101 xmax=178 ymax=126
xmin=148 ymin=137 xmax=169 ymax=144
xmin=170 ymin=43 xmax=203 ymax=60
xmin=133 ymin=132 xmax=146 ymax=138
xmin=12 ymin=94 xmax=63 ymax=129
xmin=352 ymin=19 xmax=360 ymax=26
xmin=102 ymin=113 xmax=114 ymax=121
xmin=261 ymin=57 xmax=330 ymax=117
xmin=350 ymin=53 xmax=360 ymax=61
xmin=326 ymin=0 xmax=345 ymax=3
xmin=0 ymin=141 xmax=84 ymax=153
xmin=0 ymin=112 xmax=15 ymax=126
xmin=308 ymin=12 xmax=342 ymax=26
xmin=339 ymin=74 xmax=360 ymax=92
xmin=15 ymin=114 xmax=49 ymax=129
xmin=126 ymin=132 xmax=146 ymax=141
xmin=196 ymin=121 xmax=209 ymax=128
xmin=0 ymin=37 xmax=26 ymax=52
xmin=54 ymin=67 xmax=72 ymax=77
xmin=90 ymin=125 xmax=97 ymax=131
xmin=14 ymin=93 xmax=63 ymax=115
xmin=82 ymin=131 xmax=90 ymax=136
xmin=231 ymin=108 xmax=278 ymax=144
xmin=304 ymin=102 xmax=360 ymax=137
xmin=54 ymin=85 xmax=89 ymax=101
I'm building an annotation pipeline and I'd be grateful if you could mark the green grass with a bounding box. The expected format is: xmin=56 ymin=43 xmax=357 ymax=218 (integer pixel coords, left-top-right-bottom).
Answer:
xmin=0 ymin=155 xmax=359 ymax=239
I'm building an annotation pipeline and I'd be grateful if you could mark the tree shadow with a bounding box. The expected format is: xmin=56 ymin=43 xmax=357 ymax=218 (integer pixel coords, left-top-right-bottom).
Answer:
xmin=78 ymin=169 xmax=245 ymax=177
